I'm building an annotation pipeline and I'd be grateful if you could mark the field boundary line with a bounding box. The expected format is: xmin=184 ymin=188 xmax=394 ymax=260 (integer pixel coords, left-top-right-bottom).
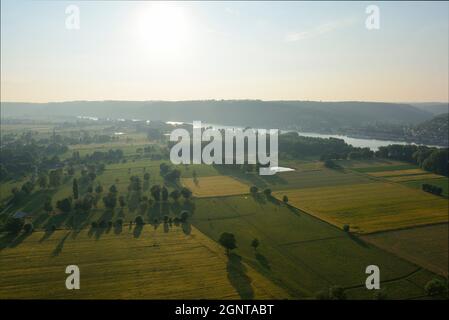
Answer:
xmin=221 ymin=201 xmax=336 ymax=292
xmin=344 ymin=267 xmax=422 ymax=291
xmin=277 ymin=235 xmax=346 ymax=247
xmin=362 ymin=221 xmax=449 ymax=236
xmin=190 ymin=225 xmax=292 ymax=299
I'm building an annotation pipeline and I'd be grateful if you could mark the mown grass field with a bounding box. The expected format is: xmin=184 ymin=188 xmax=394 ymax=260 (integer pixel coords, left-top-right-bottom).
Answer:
xmin=274 ymin=182 xmax=448 ymax=233
xmin=339 ymin=159 xmax=448 ymax=196
xmin=182 ymin=176 xmax=250 ymax=198
xmin=217 ymin=166 xmax=373 ymax=192
xmin=401 ymin=177 xmax=449 ymax=197
xmin=363 ymin=224 xmax=449 ymax=277
xmin=190 ymin=195 xmax=440 ymax=299
xmin=0 ymin=224 xmax=289 ymax=299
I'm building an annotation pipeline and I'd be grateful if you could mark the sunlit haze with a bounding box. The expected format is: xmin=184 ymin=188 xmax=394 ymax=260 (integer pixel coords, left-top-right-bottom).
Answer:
xmin=1 ymin=1 xmax=448 ymax=102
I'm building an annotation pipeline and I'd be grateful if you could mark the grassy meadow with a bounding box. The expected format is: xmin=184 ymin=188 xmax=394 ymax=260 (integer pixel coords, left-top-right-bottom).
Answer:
xmin=190 ymin=195 xmax=442 ymax=299
xmin=363 ymin=224 xmax=449 ymax=277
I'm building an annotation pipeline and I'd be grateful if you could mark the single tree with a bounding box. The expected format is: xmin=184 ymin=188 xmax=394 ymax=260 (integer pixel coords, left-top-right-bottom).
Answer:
xmin=251 ymin=238 xmax=260 ymax=251
xmin=95 ymin=184 xmax=103 ymax=194
xmin=72 ymin=178 xmax=79 ymax=200
xmin=3 ymin=217 xmax=24 ymax=235
xmin=180 ymin=187 xmax=192 ymax=200
xmin=23 ymin=223 xmax=34 ymax=234
xmin=56 ymin=197 xmax=72 ymax=213
xmin=250 ymin=186 xmax=259 ymax=194
xmin=38 ymin=174 xmax=48 ymax=189
xmin=103 ymin=192 xmax=117 ymax=210
xmin=109 ymin=184 xmax=118 ymax=193
xmin=118 ymin=195 xmax=126 ymax=209
xmin=282 ymin=195 xmax=288 ymax=203
xmin=329 ymin=286 xmax=346 ymax=300
xmin=170 ymin=190 xmax=181 ymax=202
xmin=161 ymin=186 xmax=169 ymax=201
xmin=263 ymin=188 xmax=272 ymax=198
xmin=43 ymin=197 xmax=53 ymax=213
xmin=180 ymin=210 xmax=189 ymax=222
xmin=219 ymin=232 xmax=237 ymax=254
xmin=67 ymin=166 xmax=75 ymax=176
xmin=135 ymin=215 xmax=144 ymax=226
xmin=150 ymin=185 xmax=161 ymax=201
xmin=425 ymin=279 xmax=448 ymax=297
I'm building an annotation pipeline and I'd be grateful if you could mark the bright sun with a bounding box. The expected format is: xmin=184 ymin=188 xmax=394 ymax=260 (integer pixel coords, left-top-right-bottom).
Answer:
xmin=134 ymin=2 xmax=194 ymax=57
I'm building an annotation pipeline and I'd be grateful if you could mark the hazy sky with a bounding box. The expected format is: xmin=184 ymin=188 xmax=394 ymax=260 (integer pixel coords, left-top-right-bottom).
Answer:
xmin=1 ymin=1 xmax=448 ymax=103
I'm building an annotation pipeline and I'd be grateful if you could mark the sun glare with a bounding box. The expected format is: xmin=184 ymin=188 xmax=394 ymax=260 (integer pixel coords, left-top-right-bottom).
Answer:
xmin=134 ymin=2 xmax=194 ymax=57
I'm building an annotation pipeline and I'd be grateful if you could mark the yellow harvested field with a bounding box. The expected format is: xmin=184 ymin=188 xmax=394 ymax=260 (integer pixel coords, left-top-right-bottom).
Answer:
xmin=387 ymin=173 xmax=444 ymax=182
xmin=0 ymin=225 xmax=289 ymax=299
xmin=369 ymin=169 xmax=426 ymax=177
xmin=182 ymin=176 xmax=249 ymax=197
xmin=274 ymin=182 xmax=448 ymax=234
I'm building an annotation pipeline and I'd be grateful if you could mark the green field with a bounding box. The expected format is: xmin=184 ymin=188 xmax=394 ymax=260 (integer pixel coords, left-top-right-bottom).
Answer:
xmin=401 ymin=177 xmax=449 ymax=197
xmin=0 ymin=224 xmax=288 ymax=299
xmin=190 ymin=195 xmax=442 ymax=299
xmin=363 ymin=224 xmax=449 ymax=277
xmin=218 ymin=166 xmax=373 ymax=192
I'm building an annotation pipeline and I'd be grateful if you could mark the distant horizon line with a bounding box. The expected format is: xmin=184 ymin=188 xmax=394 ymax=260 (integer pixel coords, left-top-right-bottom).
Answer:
xmin=1 ymin=99 xmax=448 ymax=105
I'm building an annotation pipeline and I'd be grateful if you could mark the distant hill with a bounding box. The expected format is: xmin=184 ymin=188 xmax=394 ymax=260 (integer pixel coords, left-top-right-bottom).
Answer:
xmin=1 ymin=100 xmax=433 ymax=132
xmin=409 ymin=103 xmax=448 ymax=115
xmin=410 ymin=113 xmax=449 ymax=146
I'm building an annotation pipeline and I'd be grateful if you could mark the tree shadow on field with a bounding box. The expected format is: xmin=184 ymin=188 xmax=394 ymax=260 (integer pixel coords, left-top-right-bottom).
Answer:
xmin=0 ymin=233 xmax=16 ymax=251
xmin=161 ymin=202 xmax=170 ymax=218
xmin=133 ymin=224 xmax=143 ymax=238
xmin=33 ymin=213 xmax=49 ymax=229
xmin=43 ymin=212 xmax=70 ymax=232
xmin=226 ymin=253 xmax=254 ymax=299
xmin=9 ymin=231 xmax=32 ymax=248
xmin=106 ymin=222 xmax=113 ymax=234
xmin=87 ymin=225 xmax=106 ymax=240
xmin=267 ymin=196 xmax=280 ymax=206
xmin=252 ymin=193 xmax=266 ymax=205
xmin=286 ymin=204 xmax=301 ymax=216
xmin=148 ymin=202 xmax=161 ymax=222
xmin=181 ymin=200 xmax=196 ymax=215
xmin=255 ymin=252 xmax=271 ymax=270
xmin=348 ymin=233 xmax=368 ymax=248
xmin=117 ymin=208 xmax=125 ymax=218
xmin=94 ymin=226 xmax=106 ymax=240
xmin=40 ymin=228 xmax=55 ymax=243
xmin=114 ymin=223 xmax=123 ymax=235
xmin=52 ymin=231 xmax=71 ymax=257
xmin=0 ymin=231 xmax=31 ymax=250
xmin=99 ymin=209 xmax=114 ymax=224
xmin=182 ymin=221 xmax=191 ymax=235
